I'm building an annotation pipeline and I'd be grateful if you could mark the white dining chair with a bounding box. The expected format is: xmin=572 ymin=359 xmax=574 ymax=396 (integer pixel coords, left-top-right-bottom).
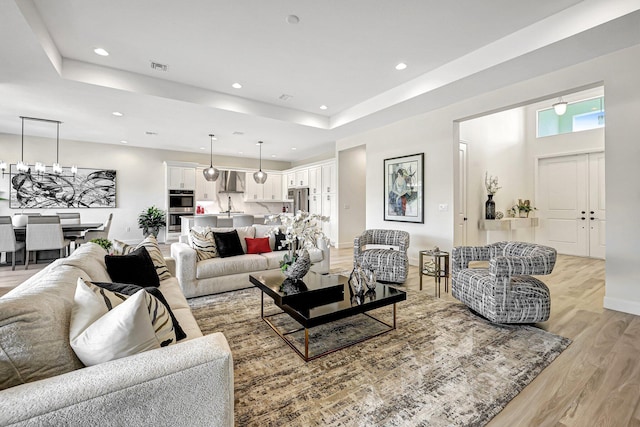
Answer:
xmin=0 ymin=216 xmax=26 ymax=270
xmin=25 ymin=215 xmax=71 ymax=269
xmin=78 ymin=213 xmax=113 ymax=243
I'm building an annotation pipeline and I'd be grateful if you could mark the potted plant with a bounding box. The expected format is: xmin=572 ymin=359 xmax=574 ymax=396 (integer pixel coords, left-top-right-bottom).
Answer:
xmin=89 ymin=238 xmax=113 ymax=252
xmin=138 ymin=205 xmax=166 ymax=237
xmin=516 ymin=199 xmax=535 ymax=218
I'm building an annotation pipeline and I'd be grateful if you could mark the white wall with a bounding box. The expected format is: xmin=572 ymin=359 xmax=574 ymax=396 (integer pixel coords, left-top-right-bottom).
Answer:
xmin=337 ymin=43 xmax=640 ymax=316
xmin=0 ymin=134 xmax=290 ymax=242
xmin=338 ymin=145 xmax=366 ymax=247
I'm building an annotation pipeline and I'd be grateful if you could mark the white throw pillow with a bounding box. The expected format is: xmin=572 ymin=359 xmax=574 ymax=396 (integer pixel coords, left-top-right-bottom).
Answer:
xmin=70 ymin=278 xmax=176 ymax=366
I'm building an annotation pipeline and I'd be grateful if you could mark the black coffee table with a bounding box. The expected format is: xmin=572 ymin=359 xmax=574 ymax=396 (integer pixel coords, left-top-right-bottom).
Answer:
xmin=250 ymin=270 xmax=406 ymax=361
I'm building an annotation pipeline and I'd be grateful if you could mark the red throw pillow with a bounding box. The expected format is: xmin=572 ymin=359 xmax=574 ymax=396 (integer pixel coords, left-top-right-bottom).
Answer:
xmin=245 ymin=237 xmax=272 ymax=254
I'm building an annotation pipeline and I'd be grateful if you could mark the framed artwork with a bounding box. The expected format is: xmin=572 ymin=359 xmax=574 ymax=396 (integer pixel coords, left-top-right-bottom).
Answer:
xmin=9 ymin=165 xmax=117 ymax=208
xmin=384 ymin=153 xmax=424 ymax=223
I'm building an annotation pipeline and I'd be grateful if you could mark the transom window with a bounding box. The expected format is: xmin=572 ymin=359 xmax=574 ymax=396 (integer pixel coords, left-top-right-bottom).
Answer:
xmin=537 ymin=96 xmax=605 ymax=138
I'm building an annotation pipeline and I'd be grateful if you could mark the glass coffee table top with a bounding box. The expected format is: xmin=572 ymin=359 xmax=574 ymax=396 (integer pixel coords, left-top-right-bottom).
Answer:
xmin=250 ymin=270 xmax=407 ymax=361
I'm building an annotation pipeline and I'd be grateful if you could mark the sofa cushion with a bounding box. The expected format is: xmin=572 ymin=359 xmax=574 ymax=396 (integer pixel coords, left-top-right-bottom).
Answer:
xmin=196 ymin=254 xmax=268 ymax=279
xmin=56 ymin=242 xmax=112 ymax=282
xmin=261 ymin=251 xmax=287 ymax=270
xmin=135 ymin=235 xmax=172 ymax=280
xmin=111 ymin=236 xmax=171 ymax=281
xmin=210 ymin=226 xmax=255 ymax=253
xmin=105 ymin=246 xmax=161 ymax=287
xmin=91 ymin=282 xmax=187 ymax=341
xmin=245 ymin=237 xmax=272 ymax=254
xmin=253 ymin=224 xmax=277 ymax=250
xmin=189 ymin=228 xmax=218 ymax=260
xmin=70 ymin=279 xmax=176 ymax=366
xmin=213 ymin=230 xmax=245 ymax=258
xmin=0 ymin=272 xmax=85 ymax=391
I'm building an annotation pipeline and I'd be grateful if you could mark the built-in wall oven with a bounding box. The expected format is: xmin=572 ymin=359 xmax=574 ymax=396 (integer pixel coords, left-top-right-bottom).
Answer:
xmin=168 ymin=190 xmax=194 ymax=232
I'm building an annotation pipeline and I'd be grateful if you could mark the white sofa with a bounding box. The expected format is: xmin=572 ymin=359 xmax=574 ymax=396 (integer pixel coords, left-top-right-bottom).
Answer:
xmin=171 ymin=224 xmax=330 ymax=298
xmin=0 ymin=243 xmax=234 ymax=427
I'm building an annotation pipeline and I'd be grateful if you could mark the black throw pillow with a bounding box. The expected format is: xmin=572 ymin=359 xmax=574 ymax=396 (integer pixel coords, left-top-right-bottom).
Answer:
xmin=213 ymin=230 xmax=245 ymax=258
xmin=105 ymin=246 xmax=160 ymax=287
xmin=92 ymin=282 xmax=187 ymax=341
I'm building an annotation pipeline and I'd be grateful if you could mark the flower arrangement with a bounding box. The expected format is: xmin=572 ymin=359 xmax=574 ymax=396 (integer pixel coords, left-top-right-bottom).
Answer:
xmin=485 ymin=172 xmax=502 ymax=195
xmin=267 ymin=210 xmax=330 ymax=271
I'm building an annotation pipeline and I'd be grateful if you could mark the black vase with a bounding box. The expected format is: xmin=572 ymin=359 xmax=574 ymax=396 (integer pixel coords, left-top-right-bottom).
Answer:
xmin=485 ymin=194 xmax=496 ymax=219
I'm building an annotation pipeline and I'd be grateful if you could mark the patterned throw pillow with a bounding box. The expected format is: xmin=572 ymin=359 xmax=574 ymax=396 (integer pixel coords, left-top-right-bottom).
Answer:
xmin=189 ymin=228 xmax=218 ymax=261
xmin=70 ymin=278 xmax=176 ymax=366
xmin=112 ymin=236 xmax=171 ymax=280
xmin=135 ymin=235 xmax=172 ymax=280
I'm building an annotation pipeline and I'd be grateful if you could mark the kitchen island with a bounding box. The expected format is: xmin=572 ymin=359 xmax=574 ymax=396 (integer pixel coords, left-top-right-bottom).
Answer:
xmin=180 ymin=213 xmax=275 ymax=235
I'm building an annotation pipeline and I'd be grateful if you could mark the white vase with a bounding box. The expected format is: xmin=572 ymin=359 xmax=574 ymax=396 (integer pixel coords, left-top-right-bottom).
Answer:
xmin=12 ymin=215 xmax=28 ymax=227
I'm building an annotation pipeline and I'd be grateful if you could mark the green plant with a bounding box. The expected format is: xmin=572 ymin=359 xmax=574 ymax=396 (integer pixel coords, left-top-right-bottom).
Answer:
xmin=138 ymin=205 xmax=166 ymax=236
xmin=517 ymin=199 xmax=535 ymax=212
xmin=90 ymin=238 xmax=112 ymax=251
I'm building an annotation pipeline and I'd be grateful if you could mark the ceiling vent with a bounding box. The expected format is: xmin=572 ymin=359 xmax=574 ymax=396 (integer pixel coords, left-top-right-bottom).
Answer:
xmin=145 ymin=131 xmax=158 ymax=135
xmin=150 ymin=61 xmax=168 ymax=72
xmin=279 ymin=94 xmax=293 ymax=101
xmin=232 ymin=131 xmax=244 ymax=135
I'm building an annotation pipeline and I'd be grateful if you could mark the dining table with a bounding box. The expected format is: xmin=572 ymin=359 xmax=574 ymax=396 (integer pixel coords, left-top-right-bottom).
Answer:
xmin=6 ymin=222 xmax=103 ymax=267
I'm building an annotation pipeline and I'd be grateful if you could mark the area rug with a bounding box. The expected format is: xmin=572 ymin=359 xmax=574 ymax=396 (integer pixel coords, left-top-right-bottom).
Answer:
xmin=188 ymin=287 xmax=571 ymax=427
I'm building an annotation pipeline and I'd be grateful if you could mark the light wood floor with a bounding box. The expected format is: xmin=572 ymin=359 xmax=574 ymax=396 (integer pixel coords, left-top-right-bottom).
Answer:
xmin=1 ymin=246 xmax=637 ymax=426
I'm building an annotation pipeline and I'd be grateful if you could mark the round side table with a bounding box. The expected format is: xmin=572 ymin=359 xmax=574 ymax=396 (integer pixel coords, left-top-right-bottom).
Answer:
xmin=418 ymin=250 xmax=450 ymax=297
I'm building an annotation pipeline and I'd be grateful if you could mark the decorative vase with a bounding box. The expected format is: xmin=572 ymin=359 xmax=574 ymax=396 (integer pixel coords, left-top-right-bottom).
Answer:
xmin=144 ymin=227 xmax=160 ymax=237
xmin=485 ymin=194 xmax=496 ymax=219
xmin=519 ymin=210 xmax=528 ymax=218
xmin=283 ymin=249 xmax=311 ymax=280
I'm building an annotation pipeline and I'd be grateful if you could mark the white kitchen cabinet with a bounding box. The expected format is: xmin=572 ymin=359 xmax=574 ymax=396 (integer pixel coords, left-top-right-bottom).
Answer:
xmin=286 ymin=172 xmax=296 ymax=188
xmin=321 ymin=162 xmax=336 ymax=194
xmin=168 ymin=166 xmax=196 ymax=190
xmin=308 ymin=166 xmax=321 ymax=195
xmin=244 ymin=173 xmax=262 ymax=201
xmin=244 ymin=172 xmax=283 ymax=201
xmin=195 ymin=168 xmax=217 ymax=201
xmin=321 ymin=192 xmax=337 ymax=245
xmin=309 ymin=193 xmax=321 ymax=215
xmin=295 ymin=169 xmax=309 ymax=187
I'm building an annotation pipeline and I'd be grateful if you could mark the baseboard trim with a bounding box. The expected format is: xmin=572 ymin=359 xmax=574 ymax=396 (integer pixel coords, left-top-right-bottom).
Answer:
xmin=603 ymin=296 xmax=640 ymax=316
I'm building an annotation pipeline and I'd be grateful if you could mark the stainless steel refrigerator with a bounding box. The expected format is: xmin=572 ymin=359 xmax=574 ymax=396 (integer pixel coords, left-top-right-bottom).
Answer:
xmin=288 ymin=188 xmax=309 ymax=212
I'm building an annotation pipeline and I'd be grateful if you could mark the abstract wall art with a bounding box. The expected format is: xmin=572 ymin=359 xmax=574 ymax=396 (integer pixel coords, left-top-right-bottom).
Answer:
xmin=384 ymin=153 xmax=424 ymax=223
xmin=9 ymin=165 xmax=116 ymax=209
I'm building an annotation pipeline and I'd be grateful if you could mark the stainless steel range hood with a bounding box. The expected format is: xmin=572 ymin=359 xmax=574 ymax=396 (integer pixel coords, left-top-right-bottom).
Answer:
xmin=218 ymin=170 xmax=245 ymax=193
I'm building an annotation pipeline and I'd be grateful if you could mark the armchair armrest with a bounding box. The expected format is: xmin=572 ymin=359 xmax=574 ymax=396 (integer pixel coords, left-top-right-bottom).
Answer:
xmin=170 ymin=242 xmax=198 ymax=297
xmin=164 ymin=256 xmax=176 ymax=277
xmin=0 ymin=333 xmax=234 ymax=427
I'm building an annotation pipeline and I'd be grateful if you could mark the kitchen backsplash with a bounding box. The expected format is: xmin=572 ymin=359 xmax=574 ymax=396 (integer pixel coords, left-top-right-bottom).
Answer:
xmin=196 ymin=192 xmax=291 ymax=215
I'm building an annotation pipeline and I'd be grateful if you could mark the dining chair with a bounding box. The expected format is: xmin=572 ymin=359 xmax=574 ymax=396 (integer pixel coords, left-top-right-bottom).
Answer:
xmin=0 ymin=216 xmax=26 ymax=270
xmin=25 ymin=215 xmax=72 ymax=269
xmin=78 ymin=213 xmax=113 ymax=243
xmin=57 ymin=212 xmax=82 ymax=245
xmin=232 ymin=214 xmax=255 ymax=227
xmin=194 ymin=215 xmax=218 ymax=228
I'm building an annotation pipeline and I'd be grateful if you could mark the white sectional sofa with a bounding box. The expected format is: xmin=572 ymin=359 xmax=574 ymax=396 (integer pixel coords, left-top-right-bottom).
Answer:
xmin=0 ymin=243 xmax=234 ymax=427
xmin=171 ymin=224 xmax=330 ymax=298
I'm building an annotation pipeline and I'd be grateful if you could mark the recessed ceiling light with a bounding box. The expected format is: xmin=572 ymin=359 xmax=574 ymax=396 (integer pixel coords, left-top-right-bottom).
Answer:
xmin=232 ymin=83 xmax=242 ymax=89
xmin=395 ymin=62 xmax=407 ymax=70
xmin=291 ymin=147 xmax=297 ymax=150
xmin=120 ymin=140 xmax=128 ymax=144
xmin=320 ymin=105 xmax=328 ymax=110
xmin=199 ymin=147 xmax=205 ymax=150
xmin=112 ymin=111 xmax=123 ymax=117
xmin=286 ymin=15 xmax=300 ymax=24
xmin=271 ymin=154 xmax=276 ymax=158
xmin=94 ymin=48 xmax=109 ymax=56
xmin=238 ymin=151 xmax=243 ymax=154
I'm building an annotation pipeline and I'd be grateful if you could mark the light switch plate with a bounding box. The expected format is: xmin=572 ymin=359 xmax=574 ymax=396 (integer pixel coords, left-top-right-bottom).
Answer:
xmin=438 ymin=204 xmax=448 ymax=212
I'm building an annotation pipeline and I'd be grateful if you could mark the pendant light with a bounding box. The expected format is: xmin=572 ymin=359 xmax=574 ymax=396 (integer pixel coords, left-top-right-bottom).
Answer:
xmin=253 ymin=141 xmax=268 ymax=184
xmin=203 ymin=133 xmax=219 ymax=182
xmin=16 ymin=116 xmax=29 ymax=172
xmin=15 ymin=116 xmax=73 ymax=175
xmin=553 ymin=97 xmax=568 ymax=115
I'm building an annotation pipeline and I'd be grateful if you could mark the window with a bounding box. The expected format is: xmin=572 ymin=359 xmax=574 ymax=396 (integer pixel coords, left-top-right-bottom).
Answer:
xmin=537 ymin=96 xmax=605 ymax=138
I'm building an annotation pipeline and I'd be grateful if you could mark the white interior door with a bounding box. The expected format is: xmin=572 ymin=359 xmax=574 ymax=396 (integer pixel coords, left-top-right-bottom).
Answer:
xmin=537 ymin=152 xmax=605 ymax=258
xmin=589 ymin=152 xmax=606 ymax=259
xmin=456 ymin=142 xmax=468 ymax=246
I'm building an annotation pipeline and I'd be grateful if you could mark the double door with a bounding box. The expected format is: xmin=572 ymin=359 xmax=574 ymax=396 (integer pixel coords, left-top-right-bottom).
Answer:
xmin=536 ymin=152 xmax=605 ymax=258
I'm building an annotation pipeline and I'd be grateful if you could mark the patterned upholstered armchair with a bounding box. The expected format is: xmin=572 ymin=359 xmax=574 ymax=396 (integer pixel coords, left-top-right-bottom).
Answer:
xmin=451 ymin=241 xmax=557 ymax=324
xmin=353 ymin=229 xmax=410 ymax=283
